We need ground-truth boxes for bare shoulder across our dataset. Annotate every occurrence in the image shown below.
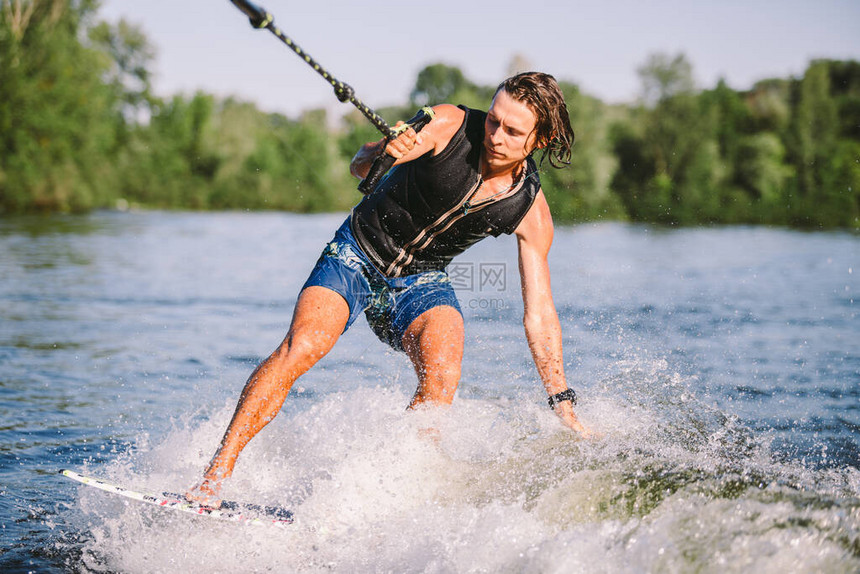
[428,104,466,155]
[515,190,554,253]
[430,103,466,126]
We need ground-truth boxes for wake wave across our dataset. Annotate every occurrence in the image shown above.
[62,360,860,573]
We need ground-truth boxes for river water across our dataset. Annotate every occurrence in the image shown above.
[1,211,858,573]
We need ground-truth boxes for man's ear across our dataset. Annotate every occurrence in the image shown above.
[528,129,547,153]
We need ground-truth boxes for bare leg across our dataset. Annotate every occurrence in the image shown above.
[190,286,349,501]
[402,306,465,408]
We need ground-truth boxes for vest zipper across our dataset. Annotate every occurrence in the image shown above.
[384,174,524,277]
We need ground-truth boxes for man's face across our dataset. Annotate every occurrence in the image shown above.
[483,89,539,169]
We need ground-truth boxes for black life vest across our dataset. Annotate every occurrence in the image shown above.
[351,106,541,278]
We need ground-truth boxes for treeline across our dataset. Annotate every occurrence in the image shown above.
[609,55,860,228]
[1,1,858,228]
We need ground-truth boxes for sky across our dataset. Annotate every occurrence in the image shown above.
[98,0,860,119]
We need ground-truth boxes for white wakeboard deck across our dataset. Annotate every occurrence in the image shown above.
[60,468,294,527]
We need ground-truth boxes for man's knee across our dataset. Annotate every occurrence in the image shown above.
[402,305,464,352]
[403,306,464,397]
[273,329,334,369]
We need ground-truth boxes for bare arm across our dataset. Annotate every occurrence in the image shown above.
[515,191,592,437]
[350,104,465,179]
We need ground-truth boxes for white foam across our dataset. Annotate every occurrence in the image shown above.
[69,364,860,572]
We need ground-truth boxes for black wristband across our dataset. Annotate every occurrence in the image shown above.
[548,388,577,409]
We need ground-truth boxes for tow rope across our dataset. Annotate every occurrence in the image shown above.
[228,0,433,193]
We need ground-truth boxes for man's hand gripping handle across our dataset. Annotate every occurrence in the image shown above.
[358,107,435,195]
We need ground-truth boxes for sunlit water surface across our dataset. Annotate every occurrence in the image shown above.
[1,212,858,572]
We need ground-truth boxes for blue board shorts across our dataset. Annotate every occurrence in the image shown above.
[301,218,462,351]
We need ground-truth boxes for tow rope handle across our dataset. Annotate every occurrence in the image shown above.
[358,107,435,195]
[229,0,271,27]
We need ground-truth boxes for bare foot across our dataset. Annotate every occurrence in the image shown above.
[418,426,442,445]
[185,477,223,508]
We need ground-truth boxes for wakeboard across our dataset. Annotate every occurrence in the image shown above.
[60,468,294,527]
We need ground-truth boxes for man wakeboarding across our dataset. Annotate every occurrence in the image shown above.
[188,71,594,504]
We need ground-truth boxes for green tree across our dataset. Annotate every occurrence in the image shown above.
[89,17,156,147]
[637,52,695,107]
[117,92,220,208]
[410,63,471,106]
[0,0,117,213]
[824,59,860,142]
[609,116,653,221]
[791,62,839,198]
[217,108,354,212]
[822,139,860,228]
[746,78,793,136]
[409,63,493,110]
[734,132,793,222]
[540,83,623,222]
[613,53,724,224]
[700,80,751,174]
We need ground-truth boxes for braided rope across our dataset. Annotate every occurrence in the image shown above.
[263,23,393,137]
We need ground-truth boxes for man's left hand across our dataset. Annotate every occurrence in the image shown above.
[553,400,598,439]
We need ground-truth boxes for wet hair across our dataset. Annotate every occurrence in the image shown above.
[496,72,575,168]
